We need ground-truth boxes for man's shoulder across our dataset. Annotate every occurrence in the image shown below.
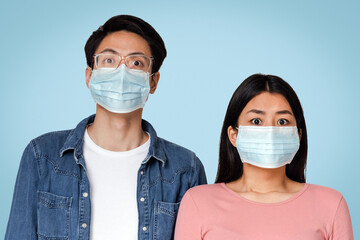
[29,115,92,157]
[156,137,201,167]
[157,137,195,155]
[143,119,201,164]
[157,137,198,159]
[32,129,72,145]
[29,129,74,158]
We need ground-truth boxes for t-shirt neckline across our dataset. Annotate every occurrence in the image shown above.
[220,182,310,206]
[84,129,150,157]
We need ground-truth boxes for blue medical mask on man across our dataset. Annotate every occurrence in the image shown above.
[89,64,151,113]
[236,126,300,168]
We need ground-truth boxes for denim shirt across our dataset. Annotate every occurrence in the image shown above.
[5,115,207,240]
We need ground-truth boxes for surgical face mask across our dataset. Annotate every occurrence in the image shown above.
[89,64,151,113]
[236,126,300,169]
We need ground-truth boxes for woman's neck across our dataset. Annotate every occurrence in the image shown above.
[226,163,304,203]
[87,105,149,152]
[238,164,288,193]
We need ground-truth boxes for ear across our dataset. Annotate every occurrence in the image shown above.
[298,128,302,141]
[149,72,160,94]
[85,67,92,88]
[227,126,238,148]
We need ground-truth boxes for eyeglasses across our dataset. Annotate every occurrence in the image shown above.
[93,53,154,72]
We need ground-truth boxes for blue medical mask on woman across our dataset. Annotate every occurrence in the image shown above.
[89,64,151,113]
[236,126,300,168]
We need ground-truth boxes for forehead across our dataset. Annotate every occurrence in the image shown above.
[243,92,293,113]
[95,30,151,56]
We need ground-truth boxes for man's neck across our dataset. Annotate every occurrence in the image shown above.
[87,106,149,152]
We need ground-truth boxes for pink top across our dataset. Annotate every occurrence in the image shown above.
[175,183,353,240]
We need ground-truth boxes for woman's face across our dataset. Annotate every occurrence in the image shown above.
[228,91,300,147]
[238,91,296,127]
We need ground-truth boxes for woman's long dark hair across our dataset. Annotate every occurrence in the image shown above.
[215,74,308,183]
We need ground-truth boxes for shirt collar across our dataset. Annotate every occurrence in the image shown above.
[141,119,166,166]
[59,114,166,166]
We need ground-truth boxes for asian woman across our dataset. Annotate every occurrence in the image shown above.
[174,74,353,240]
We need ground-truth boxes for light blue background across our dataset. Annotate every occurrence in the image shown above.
[1,0,359,238]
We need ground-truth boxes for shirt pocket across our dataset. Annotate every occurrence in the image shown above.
[153,200,180,240]
[37,191,72,240]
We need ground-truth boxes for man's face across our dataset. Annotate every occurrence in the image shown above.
[86,30,159,94]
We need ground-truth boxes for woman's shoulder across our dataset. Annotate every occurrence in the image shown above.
[185,183,226,200]
[188,183,225,193]
[180,183,230,212]
[305,183,344,203]
[304,184,351,231]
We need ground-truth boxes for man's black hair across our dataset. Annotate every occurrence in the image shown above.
[85,15,166,73]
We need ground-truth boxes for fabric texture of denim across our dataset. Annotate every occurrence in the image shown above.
[5,115,207,240]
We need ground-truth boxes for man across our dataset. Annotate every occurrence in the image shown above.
[5,15,207,240]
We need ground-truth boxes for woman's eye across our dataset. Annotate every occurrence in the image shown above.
[278,119,289,125]
[250,118,262,125]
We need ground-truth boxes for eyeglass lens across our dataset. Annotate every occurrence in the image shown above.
[95,54,151,71]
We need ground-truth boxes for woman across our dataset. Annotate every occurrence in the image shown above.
[174,74,353,239]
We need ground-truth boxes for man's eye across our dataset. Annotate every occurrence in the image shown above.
[105,58,115,64]
[278,119,289,125]
[131,60,143,66]
[251,118,262,125]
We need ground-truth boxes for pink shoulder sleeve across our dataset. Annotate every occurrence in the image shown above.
[175,190,202,240]
[331,196,354,240]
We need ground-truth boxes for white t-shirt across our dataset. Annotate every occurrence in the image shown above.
[83,129,150,240]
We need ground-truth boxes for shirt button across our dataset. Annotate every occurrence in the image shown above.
[140,197,145,202]
[140,171,144,175]
[83,192,88,198]
[82,223,87,228]
[142,226,147,231]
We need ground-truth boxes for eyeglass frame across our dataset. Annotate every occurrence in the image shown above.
[92,53,154,72]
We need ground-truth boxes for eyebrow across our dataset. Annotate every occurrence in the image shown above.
[99,48,119,54]
[276,110,293,115]
[98,49,145,55]
[247,109,265,115]
[246,109,293,115]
